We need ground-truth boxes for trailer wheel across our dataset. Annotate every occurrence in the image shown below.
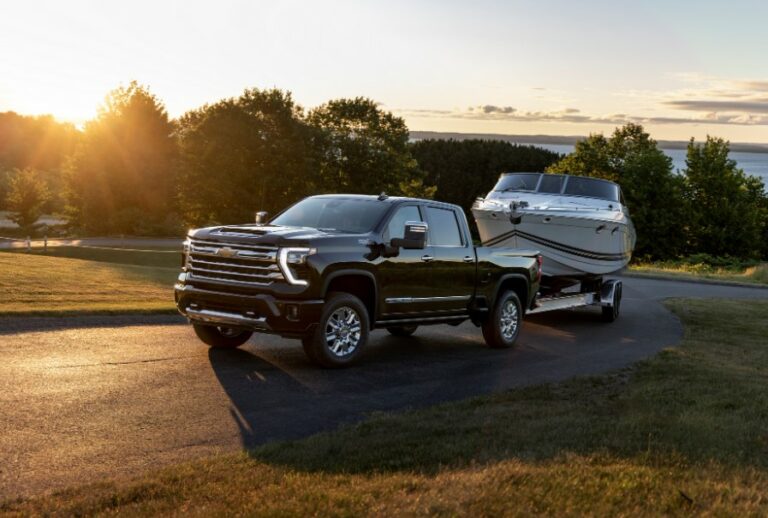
[482,290,522,349]
[193,324,252,348]
[601,283,622,322]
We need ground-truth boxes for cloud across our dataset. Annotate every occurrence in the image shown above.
[472,105,517,114]
[396,75,768,127]
[396,106,768,126]
[665,99,768,114]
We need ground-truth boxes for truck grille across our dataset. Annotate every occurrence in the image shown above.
[187,238,283,286]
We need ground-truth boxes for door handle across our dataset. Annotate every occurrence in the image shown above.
[421,254,434,262]
[463,256,474,263]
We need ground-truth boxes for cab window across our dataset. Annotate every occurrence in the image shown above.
[426,207,463,246]
[384,205,421,240]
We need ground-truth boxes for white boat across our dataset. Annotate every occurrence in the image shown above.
[472,173,636,280]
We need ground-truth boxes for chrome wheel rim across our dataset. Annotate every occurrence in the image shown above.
[325,306,362,357]
[500,300,519,340]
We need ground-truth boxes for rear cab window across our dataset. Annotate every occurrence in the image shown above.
[425,206,464,247]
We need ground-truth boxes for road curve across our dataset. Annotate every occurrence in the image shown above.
[1,277,766,499]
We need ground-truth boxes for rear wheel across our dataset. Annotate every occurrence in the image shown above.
[302,292,370,367]
[482,290,522,349]
[387,325,418,337]
[193,324,252,348]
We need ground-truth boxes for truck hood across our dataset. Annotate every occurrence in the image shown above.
[188,224,368,247]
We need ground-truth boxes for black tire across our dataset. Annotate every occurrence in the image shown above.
[601,283,622,322]
[386,325,418,337]
[482,290,522,349]
[302,292,370,368]
[193,323,252,348]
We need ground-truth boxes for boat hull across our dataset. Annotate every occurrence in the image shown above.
[473,209,635,277]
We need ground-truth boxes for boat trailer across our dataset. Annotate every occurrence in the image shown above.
[528,278,623,322]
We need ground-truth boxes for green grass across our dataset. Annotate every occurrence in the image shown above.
[3,298,768,516]
[0,252,177,315]
[629,261,768,285]
[0,245,180,268]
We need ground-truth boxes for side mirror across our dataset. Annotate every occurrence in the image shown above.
[255,211,269,225]
[391,221,427,250]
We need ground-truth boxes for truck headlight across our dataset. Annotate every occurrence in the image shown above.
[278,247,316,286]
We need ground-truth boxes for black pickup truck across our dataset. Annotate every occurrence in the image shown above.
[175,194,542,367]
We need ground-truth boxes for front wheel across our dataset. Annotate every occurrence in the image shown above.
[482,290,522,349]
[193,324,253,348]
[302,292,370,367]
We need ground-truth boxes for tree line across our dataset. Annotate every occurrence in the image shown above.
[1,82,766,261]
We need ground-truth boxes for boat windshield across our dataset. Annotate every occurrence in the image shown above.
[493,173,541,192]
[490,173,621,202]
[563,176,620,202]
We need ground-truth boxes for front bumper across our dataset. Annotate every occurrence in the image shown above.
[174,281,325,338]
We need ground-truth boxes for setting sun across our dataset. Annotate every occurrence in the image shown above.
[2,0,768,142]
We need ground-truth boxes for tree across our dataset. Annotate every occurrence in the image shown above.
[0,112,79,213]
[411,139,561,227]
[65,81,176,234]
[307,97,424,196]
[683,136,766,258]
[5,168,50,231]
[548,123,688,259]
[176,88,316,225]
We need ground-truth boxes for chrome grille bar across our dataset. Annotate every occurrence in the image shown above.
[188,238,283,286]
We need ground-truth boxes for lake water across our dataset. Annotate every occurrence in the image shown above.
[536,143,768,188]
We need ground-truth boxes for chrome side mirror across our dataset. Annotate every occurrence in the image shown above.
[255,211,269,225]
[391,221,427,250]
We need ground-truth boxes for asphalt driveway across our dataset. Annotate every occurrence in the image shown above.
[1,276,766,499]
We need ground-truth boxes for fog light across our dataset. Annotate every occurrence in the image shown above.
[286,304,299,321]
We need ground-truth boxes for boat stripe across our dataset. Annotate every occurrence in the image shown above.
[482,229,631,262]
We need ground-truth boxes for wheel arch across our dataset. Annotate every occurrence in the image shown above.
[322,270,378,328]
[492,273,530,314]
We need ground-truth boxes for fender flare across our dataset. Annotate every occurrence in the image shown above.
[322,269,379,318]
[490,273,531,311]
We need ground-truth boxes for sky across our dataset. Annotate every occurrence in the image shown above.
[2,0,768,142]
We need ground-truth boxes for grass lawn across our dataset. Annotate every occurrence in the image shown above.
[0,252,178,316]
[3,298,768,516]
[629,261,768,286]
[0,245,180,268]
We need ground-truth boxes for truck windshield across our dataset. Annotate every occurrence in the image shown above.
[271,197,390,233]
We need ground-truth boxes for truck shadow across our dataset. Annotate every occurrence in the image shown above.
[207,329,516,450]
[207,306,643,452]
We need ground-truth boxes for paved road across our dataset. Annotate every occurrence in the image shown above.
[1,277,766,499]
[0,236,182,250]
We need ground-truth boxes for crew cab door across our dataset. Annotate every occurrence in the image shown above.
[423,205,476,313]
[377,204,437,319]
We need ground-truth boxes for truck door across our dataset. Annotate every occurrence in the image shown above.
[377,204,437,319]
[423,206,476,313]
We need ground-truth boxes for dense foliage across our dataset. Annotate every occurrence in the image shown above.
[548,124,689,259]
[1,83,766,262]
[5,168,50,230]
[683,137,767,259]
[308,98,427,197]
[176,89,315,225]
[410,139,561,223]
[547,124,767,260]
[65,81,178,235]
[0,112,77,212]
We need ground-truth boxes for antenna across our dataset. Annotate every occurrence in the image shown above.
[377,192,388,201]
